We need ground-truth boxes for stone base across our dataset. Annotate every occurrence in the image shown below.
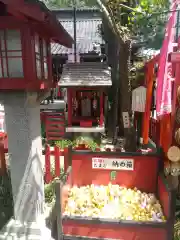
[0,218,54,240]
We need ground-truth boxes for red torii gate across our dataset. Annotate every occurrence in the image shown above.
[142,40,180,155]
[142,54,160,146]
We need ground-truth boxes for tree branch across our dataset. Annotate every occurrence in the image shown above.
[119,3,145,14]
[96,0,125,43]
[96,0,116,34]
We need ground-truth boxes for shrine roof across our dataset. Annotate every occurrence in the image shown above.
[0,0,73,47]
[58,62,112,87]
[51,9,103,55]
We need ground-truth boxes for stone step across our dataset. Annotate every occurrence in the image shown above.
[0,219,55,240]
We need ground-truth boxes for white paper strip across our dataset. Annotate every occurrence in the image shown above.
[92,158,134,171]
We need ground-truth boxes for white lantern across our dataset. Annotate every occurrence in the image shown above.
[0,29,23,78]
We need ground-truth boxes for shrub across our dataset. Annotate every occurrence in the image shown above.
[0,170,14,229]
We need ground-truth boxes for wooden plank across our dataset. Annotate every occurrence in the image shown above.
[46,124,65,127]
[55,180,63,240]
[46,121,65,124]
[46,120,65,124]
[46,128,64,131]
[47,137,64,140]
[46,132,65,137]
[46,130,65,133]
[46,115,65,118]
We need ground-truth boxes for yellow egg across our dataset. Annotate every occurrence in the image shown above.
[65,184,166,222]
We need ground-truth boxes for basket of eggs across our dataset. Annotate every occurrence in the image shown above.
[54,149,175,240]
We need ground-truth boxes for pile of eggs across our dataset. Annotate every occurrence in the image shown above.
[64,184,166,222]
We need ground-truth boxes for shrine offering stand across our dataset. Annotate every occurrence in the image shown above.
[59,62,112,140]
[55,148,176,240]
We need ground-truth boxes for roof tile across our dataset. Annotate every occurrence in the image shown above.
[51,19,103,55]
[59,62,112,87]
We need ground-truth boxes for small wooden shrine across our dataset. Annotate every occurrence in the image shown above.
[59,62,112,134]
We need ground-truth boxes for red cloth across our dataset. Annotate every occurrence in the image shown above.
[156,0,177,117]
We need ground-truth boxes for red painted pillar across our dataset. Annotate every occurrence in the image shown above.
[54,145,60,178]
[64,147,69,172]
[100,91,104,126]
[68,88,72,126]
[142,61,154,144]
[0,142,6,175]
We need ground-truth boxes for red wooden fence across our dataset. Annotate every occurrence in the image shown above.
[44,145,69,184]
[44,144,133,184]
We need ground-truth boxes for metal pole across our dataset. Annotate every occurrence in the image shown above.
[73,0,77,62]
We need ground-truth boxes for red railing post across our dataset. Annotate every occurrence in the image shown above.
[152,118,155,142]
[64,147,68,172]
[149,117,160,146]
[156,120,160,146]
[45,144,52,184]
[0,142,6,175]
[54,145,60,178]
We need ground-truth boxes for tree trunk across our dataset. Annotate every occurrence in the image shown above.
[111,62,118,139]
[119,41,136,152]
[105,30,120,139]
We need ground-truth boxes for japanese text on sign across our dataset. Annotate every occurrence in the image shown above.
[92,158,134,170]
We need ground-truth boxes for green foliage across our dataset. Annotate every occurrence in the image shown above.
[104,0,169,48]
[75,136,99,151]
[45,180,56,204]
[55,136,99,151]
[56,139,73,149]
[176,198,180,219]
[175,219,180,239]
[44,164,64,203]
[0,171,14,230]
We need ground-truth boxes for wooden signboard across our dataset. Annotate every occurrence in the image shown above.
[92,158,134,171]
